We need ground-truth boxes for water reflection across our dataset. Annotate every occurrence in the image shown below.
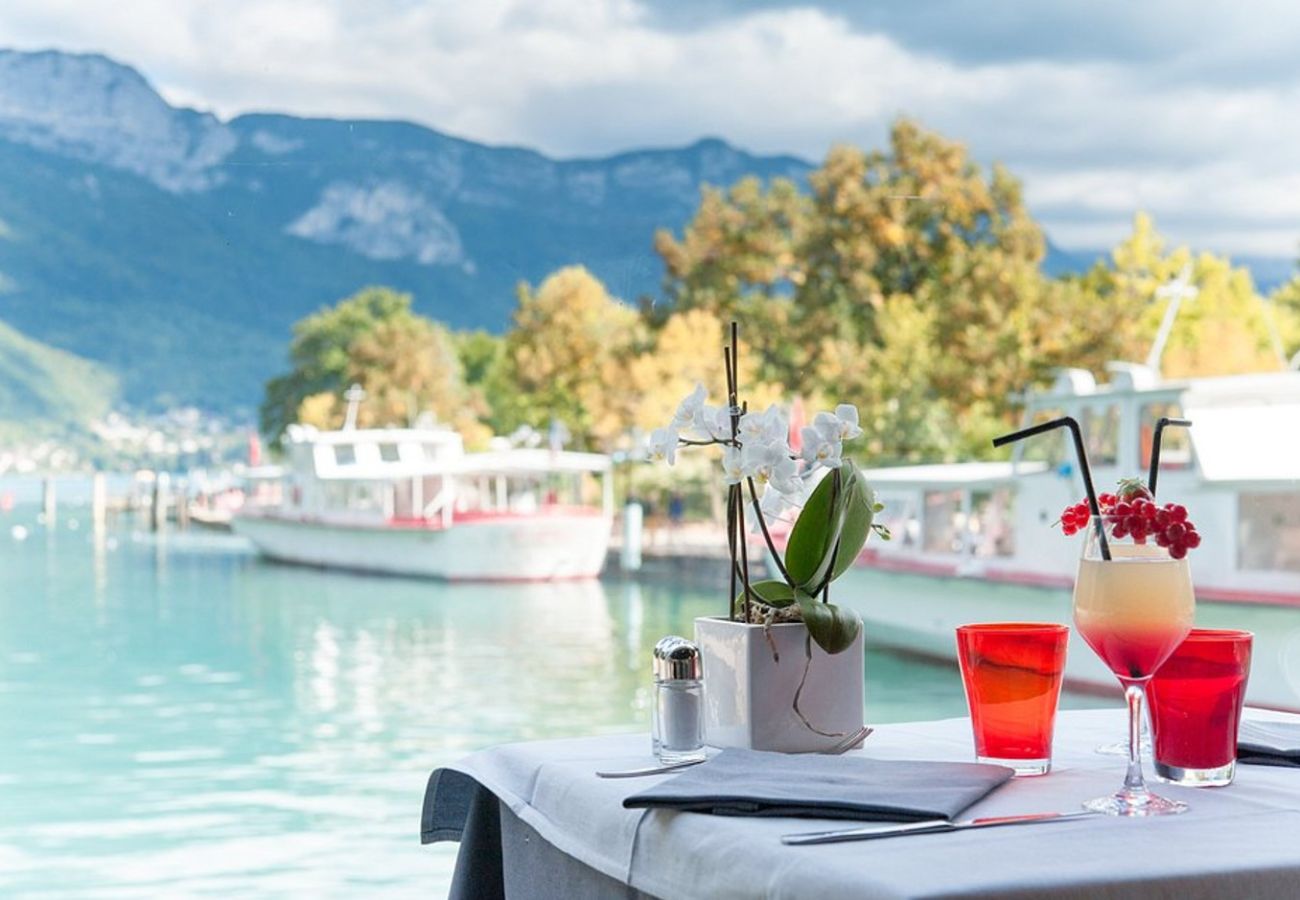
[0,514,977,896]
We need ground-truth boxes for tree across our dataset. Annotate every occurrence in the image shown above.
[259,286,471,443]
[501,266,644,449]
[1086,214,1284,377]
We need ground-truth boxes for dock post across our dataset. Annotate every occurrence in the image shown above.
[175,479,190,530]
[151,473,169,533]
[91,473,107,532]
[621,501,643,572]
[42,478,56,525]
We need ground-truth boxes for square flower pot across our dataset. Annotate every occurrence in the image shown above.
[694,616,865,753]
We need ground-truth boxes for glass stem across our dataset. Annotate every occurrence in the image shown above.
[1123,682,1148,795]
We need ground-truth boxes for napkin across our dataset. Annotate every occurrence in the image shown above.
[1238,721,1300,768]
[623,748,1013,822]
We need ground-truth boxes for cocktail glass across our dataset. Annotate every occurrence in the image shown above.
[956,623,1069,776]
[1148,629,1253,787]
[1073,520,1195,816]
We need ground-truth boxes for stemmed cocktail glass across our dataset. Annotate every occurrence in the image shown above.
[994,414,1197,817]
[1074,519,1194,815]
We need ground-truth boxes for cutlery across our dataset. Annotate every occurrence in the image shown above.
[596,759,708,778]
[781,810,1099,845]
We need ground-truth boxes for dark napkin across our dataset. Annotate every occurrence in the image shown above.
[623,748,1013,822]
[1238,721,1300,768]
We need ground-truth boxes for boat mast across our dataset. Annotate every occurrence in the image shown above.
[1145,266,1197,374]
[342,383,366,431]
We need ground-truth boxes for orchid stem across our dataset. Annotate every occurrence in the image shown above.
[746,477,793,585]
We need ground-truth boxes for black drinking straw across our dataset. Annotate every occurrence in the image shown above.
[1147,417,1192,497]
[993,416,1111,561]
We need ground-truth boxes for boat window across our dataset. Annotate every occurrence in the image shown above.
[1238,492,1300,573]
[1018,408,1066,466]
[1138,402,1191,472]
[334,444,356,466]
[922,490,965,554]
[422,443,444,460]
[378,443,400,463]
[1081,404,1119,467]
[969,490,1015,558]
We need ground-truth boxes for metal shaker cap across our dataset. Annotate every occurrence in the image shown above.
[653,636,702,680]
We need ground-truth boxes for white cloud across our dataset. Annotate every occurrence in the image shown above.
[2,0,1299,255]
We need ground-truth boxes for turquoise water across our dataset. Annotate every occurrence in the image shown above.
[0,507,1096,897]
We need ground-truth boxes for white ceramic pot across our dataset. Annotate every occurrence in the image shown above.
[693,616,865,753]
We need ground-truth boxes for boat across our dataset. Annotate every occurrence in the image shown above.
[232,420,613,581]
[837,362,1300,709]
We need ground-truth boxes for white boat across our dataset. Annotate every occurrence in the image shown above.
[233,422,613,581]
[837,362,1300,708]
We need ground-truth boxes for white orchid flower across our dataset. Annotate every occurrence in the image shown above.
[811,406,863,443]
[738,404,788,447]
[800,425,843,469]
[741,440,802,496]
[759,483,791,521]
[647,426,678,465]
[691,403,732,441]
[672,383,707,430]
[721,445,744,485]
[833,404,863,440]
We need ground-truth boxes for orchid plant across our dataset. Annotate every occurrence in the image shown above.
[646,324,889,662]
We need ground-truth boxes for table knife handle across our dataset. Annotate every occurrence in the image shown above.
[782,819,953,845]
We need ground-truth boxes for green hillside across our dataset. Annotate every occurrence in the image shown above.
[0,316,116,435]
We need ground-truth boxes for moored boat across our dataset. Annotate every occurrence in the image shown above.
[838,362,1300,708]
[233,422,613,581]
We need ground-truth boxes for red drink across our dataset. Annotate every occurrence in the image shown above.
[956,623,1069,776]
[1148,629,1252,786]
[1075,624,1190,683]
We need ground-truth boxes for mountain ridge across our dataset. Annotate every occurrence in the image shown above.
[0,47,810,414]
[0,47,1292,426]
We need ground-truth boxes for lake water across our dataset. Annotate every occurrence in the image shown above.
[0,507,1106,897]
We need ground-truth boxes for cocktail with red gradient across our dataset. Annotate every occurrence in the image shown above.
[994,414,1200,816]
[1148,629,1253,787]
[956,623,1069,776]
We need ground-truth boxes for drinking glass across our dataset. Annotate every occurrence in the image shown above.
[1073,520,1195,816]
[1148,629,1253,787]
[956,623,1069,776]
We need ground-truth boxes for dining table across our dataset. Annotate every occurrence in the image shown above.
[422,707,1300,899]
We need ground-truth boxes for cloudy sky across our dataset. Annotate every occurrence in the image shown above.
[3,0,1300,258]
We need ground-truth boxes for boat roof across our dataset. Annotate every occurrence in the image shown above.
[1025,366,1300,405]
[860,460,1049,488]
[285,424,462,446]
[438,449,611,476]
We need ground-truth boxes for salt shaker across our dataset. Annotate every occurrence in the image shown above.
[651,636,706,764]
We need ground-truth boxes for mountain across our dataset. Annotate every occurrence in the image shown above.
[0,48,811,414]
[2,49,1293,424]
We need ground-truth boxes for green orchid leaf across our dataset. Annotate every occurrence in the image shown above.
[783,467,839,587]
[795,591,862,655]
[737,579,796,609]
[789,462,860,592]
[829,474,877,582]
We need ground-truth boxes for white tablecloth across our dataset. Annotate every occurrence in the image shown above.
[428,708,1300,899]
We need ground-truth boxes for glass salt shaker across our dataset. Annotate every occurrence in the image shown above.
[651,636,706,764]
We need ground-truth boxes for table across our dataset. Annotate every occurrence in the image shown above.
[423,709,1300,899]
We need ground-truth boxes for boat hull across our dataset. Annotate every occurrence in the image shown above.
[232,513,611,581]
[837,564,1300,712]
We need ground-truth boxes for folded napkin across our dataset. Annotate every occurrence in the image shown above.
[1238,721,1300,768]
[623,748,1013,822]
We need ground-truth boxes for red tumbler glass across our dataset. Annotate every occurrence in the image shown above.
[1148,629,1253,787]
[956,623,1069,776]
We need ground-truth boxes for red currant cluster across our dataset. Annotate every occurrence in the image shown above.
[1057,485,1201,559]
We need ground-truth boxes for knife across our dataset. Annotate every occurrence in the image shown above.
[781,810,1098,845]
[595,759,708,779]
